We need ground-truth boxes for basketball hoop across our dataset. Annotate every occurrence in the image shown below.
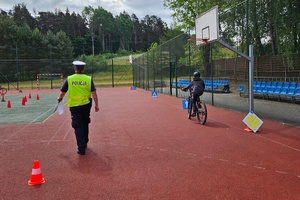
[187,38,209,45]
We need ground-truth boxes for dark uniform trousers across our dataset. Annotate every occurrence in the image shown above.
[70,100,92,152]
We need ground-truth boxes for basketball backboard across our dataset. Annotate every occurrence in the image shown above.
[195,5,219,46]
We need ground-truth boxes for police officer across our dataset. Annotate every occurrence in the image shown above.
[58,61,99,155]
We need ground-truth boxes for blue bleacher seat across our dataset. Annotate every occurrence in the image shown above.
[236,85,244,95]
[253,86,257,92]
[261,81,266,88]
[256,81,261,87]
[262,87,268,94]
[279,88,294,102]
[267,88,275,95]
[282,82,290,89]
[296,83,300,90]
[293,88,300,97]
[274,88,281,95]
[266,82,272,88]
[276,82,283,89]
[271,82,277,89]
[256,87,263,93]
[286,88,295,96]
[236,85,244,92]
[279,88,287,96]
[221,80,227,86]
[289,82,296,90]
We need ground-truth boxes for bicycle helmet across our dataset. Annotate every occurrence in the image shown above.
[193,71,200,78]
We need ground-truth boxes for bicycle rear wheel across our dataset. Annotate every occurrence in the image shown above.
[187,97,192,119]
[197,101,207,125]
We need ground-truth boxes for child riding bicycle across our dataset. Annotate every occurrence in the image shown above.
[181,72,205,116]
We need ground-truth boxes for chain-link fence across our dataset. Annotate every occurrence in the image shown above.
[0,59,74,90]
[132,33,300,126]
[0,46,133,90]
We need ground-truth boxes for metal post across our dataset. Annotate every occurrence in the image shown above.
[112,58,114,87]
[175,60,178,97]
[50,47,53,89]
[210,43,214,106]
[92,24,94,56]
[169,62,173,96]
[249,45,254,112]
[16,44,19,90]
[153,51,156,91]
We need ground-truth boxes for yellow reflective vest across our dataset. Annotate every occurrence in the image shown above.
[67,74,91,107]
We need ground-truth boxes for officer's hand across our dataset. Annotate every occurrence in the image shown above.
[95,106,99,112]
[57,97,63,102]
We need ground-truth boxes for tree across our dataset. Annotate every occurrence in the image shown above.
[12,3,37,29]
[130,13,141,51]
[140,15,168,51]
[115,11,134,51]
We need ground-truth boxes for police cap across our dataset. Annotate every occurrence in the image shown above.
[73,61,86,70]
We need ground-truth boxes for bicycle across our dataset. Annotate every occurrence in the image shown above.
[182,88,207,125]
[0,85,7,95]
[1,85,7,102]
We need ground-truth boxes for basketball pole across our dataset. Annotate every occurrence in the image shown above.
[217,40,254,112]
[249,45,254,112]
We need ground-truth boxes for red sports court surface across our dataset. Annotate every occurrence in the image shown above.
[0,87,300,199]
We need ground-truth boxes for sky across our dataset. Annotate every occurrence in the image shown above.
[0,0,174,27]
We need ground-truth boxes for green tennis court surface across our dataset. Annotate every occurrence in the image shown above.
[0,93,66,124]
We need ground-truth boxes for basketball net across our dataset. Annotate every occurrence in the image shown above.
[187,38,208,45]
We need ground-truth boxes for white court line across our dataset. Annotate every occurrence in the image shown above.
[275,170,288,175]
[255,134,300,152]
[90,142,299,178]
[203,156,212,159]
[2,106,59,144]
[236,162,247,166]
[208,117,300,152]
[254,166,266,170]
[159,148,167,152]
[46,116,70,147]
[219,159,229,162]
[43,103,67,123]
[31,107,55,123]
[173,150,182,154]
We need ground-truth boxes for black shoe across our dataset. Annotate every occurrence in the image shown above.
[77,150,85,155]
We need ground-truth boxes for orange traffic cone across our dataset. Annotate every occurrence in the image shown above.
[28,93,31,99]
[24,95,27,102]
[36,94,40,100]
[28,160,45,186]
[7,100,11,108]
[244,127,252,132]
[21,97,26,106]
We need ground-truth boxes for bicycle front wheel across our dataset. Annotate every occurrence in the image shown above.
[1,87,7,95]
[197,101,207,125]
